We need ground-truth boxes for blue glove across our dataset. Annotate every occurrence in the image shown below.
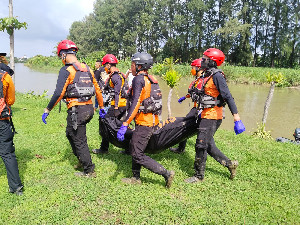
[178,96,186,103]
[99,109,107,119]
[117,125,128,141]
[234,120,245,135]
[42,113,49,124]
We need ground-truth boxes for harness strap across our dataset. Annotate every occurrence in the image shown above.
[71,106,78,130]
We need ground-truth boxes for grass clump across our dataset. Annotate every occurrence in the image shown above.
[0,93,299,224]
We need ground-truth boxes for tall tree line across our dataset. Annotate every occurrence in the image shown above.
[68,0,299,68]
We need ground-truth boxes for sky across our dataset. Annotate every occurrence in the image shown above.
[0,0,96,58]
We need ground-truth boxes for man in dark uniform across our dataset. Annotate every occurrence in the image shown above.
[117,52,175,188]
[92,54,129,154]
[0,68,23,195]
[184,48,245,183]
[42,40,105,177]
[170,58,204,154]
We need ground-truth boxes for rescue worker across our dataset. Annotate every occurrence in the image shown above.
[182,48,245,183]
[0,68,23,195]
[0,53,14,76]
[92,54,129,154]
[94,59,106,110]
[170,58,204,154]
[117,52,175,188]
[42,40,105,177]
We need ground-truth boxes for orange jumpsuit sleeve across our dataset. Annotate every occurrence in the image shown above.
[3,74,15,106]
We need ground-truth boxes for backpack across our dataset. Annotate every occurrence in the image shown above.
[104,72,130,105]
[0,70,12,118]
[65,63,95,102]
[139,74,162,115]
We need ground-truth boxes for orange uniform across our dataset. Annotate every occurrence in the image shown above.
[46,62,103,110]
[124,74,159,127]
[0,71,15,120]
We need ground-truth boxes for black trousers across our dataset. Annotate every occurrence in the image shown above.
[0,120,22,192]
[66,104,95,173]
[194,118,230,178]
[100,106,127,151]
[130,125,167,176]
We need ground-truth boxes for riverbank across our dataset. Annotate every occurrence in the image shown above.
[25,55,300,87]
[0,93,299,224]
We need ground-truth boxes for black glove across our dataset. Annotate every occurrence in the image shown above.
[114,108,121,117]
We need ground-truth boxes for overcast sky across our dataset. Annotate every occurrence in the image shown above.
[0,0,96,58]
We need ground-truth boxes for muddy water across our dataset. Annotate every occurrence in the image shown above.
[158,77,300,140]
[14,63,300,139]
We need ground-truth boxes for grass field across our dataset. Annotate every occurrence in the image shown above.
[0,93,299,224]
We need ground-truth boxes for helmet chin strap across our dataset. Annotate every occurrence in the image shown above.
[61,53,67,65]
[135,64,144,74]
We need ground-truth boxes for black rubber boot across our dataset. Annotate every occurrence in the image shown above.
[163,170,175,188]
[92,139,109,154]
[9,186,24,196]
[185,158,205,183]
[228,160,239,180]
[169,140,187,154]
[121,170,142,185]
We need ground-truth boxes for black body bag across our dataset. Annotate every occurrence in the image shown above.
[99,108,199,154]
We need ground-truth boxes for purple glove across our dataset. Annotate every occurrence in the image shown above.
[178,96,186,103]
[117,125,128,141]
[234,120,245,135]
[42,113,49,124]
[99,109,106,119]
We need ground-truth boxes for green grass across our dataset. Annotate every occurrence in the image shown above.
[1,93,299,224]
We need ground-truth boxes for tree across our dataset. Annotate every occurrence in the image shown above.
[0,0,27,82]
[161,57,182,118]
[252,71,285,139]
[262,72,285,125]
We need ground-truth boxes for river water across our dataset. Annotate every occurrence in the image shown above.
[14,63,300,140]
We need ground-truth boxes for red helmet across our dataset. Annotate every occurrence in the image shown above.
[102,54,118,65]
[191,58,202,67]
[203,48,225,66]
[57,40,78,56]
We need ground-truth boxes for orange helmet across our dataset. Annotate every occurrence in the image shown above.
[57,40,78,56]
[203,48,225,66]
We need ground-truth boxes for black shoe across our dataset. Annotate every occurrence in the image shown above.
[169,147,185,154]
[165,170,175,188]
[92,148,108,154]
[9,186,24,196]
